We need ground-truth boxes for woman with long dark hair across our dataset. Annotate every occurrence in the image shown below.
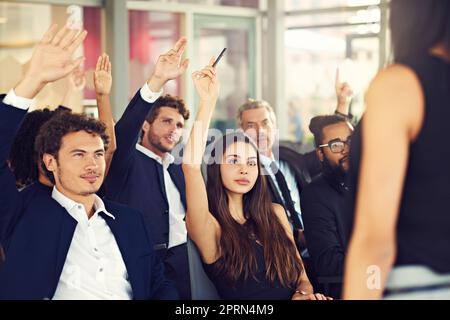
[344,0,450,299]
[183,59,328,300]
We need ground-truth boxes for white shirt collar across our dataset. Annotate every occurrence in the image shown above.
[51,186,115,220]
[260,153,276,167]
[136,143,174,169]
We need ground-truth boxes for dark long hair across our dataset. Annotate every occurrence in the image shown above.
[206,132,303,288]
[8,106,70,188]
[390,0,450,62]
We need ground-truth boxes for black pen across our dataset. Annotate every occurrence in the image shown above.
[212,48,227,67]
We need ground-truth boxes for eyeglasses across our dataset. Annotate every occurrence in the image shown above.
[319,137,351,153]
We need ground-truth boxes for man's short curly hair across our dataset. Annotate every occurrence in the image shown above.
[34,112,109,184]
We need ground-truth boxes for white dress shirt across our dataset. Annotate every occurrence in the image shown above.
[3,89,34,110]
[140,81,163,104]
[136,144,187,249]
[51,187,132,300]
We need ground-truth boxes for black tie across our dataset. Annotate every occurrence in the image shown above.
[270,161,304,230]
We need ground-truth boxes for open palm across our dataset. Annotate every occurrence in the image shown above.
[94,54,112,95]
[26,25,87,84]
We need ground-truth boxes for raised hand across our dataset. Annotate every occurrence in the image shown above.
[94,53,112,96]
[335,68,353,114]
[15,24,87,98]
[147,37,189,92]
[192,57,220,103]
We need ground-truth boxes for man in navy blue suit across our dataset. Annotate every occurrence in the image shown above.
[104,38,192,299]
[0,25,177,300]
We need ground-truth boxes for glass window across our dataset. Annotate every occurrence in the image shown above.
[0,2,104,113]
[285,24,379,144]
[137,0,260,9]
[286,7,380,28]
[128,10,183,98]
[285,0,380,11]
[193,14,256,131]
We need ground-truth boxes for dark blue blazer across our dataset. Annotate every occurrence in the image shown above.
[0,98,178,300]
[103,91,186,252]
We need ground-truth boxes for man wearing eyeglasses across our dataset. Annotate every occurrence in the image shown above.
[300,114,354,299]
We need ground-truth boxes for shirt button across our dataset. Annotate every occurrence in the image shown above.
[99,268,103,272]
[94,248,98,252]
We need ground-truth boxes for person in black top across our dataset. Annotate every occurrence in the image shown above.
[344,0,450,299]
[182,58,331,300]
[301,115,354,299]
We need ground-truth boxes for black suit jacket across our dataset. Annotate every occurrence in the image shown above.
[300,173,353,278]
[104,91,187,253]
[277,145,321,191]
[265,145,321,225]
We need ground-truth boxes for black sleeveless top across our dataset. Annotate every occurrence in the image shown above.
[349,53,450,273]
[203,238,296,300]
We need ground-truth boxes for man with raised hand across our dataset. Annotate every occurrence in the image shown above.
[0,25,177,300]
[104,38,192,299]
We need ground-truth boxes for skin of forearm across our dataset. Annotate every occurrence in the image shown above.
[14,76,45,99]
[335,101,350,115]
[183,99,216,167]
[147,75,166,93]
[96,94,116,148]
[96,93,116,175]
[343,236,396,299]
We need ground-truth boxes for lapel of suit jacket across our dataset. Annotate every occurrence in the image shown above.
[264,170,284,206]
[101,210,145,299]
[154,161,169,207]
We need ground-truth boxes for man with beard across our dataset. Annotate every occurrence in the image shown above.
[103,37,191,299]
[300,115,354,299]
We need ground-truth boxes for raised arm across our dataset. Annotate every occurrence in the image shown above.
[182,58,221,263]
[93,53,116,176]
[343,65,424,299]
[1,25,87,243]
[105,38,189,197]
[334,68,353,117]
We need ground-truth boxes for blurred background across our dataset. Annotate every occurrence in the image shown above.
[0,0,390,151]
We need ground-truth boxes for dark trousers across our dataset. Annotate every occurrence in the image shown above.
[164,243,191,300]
